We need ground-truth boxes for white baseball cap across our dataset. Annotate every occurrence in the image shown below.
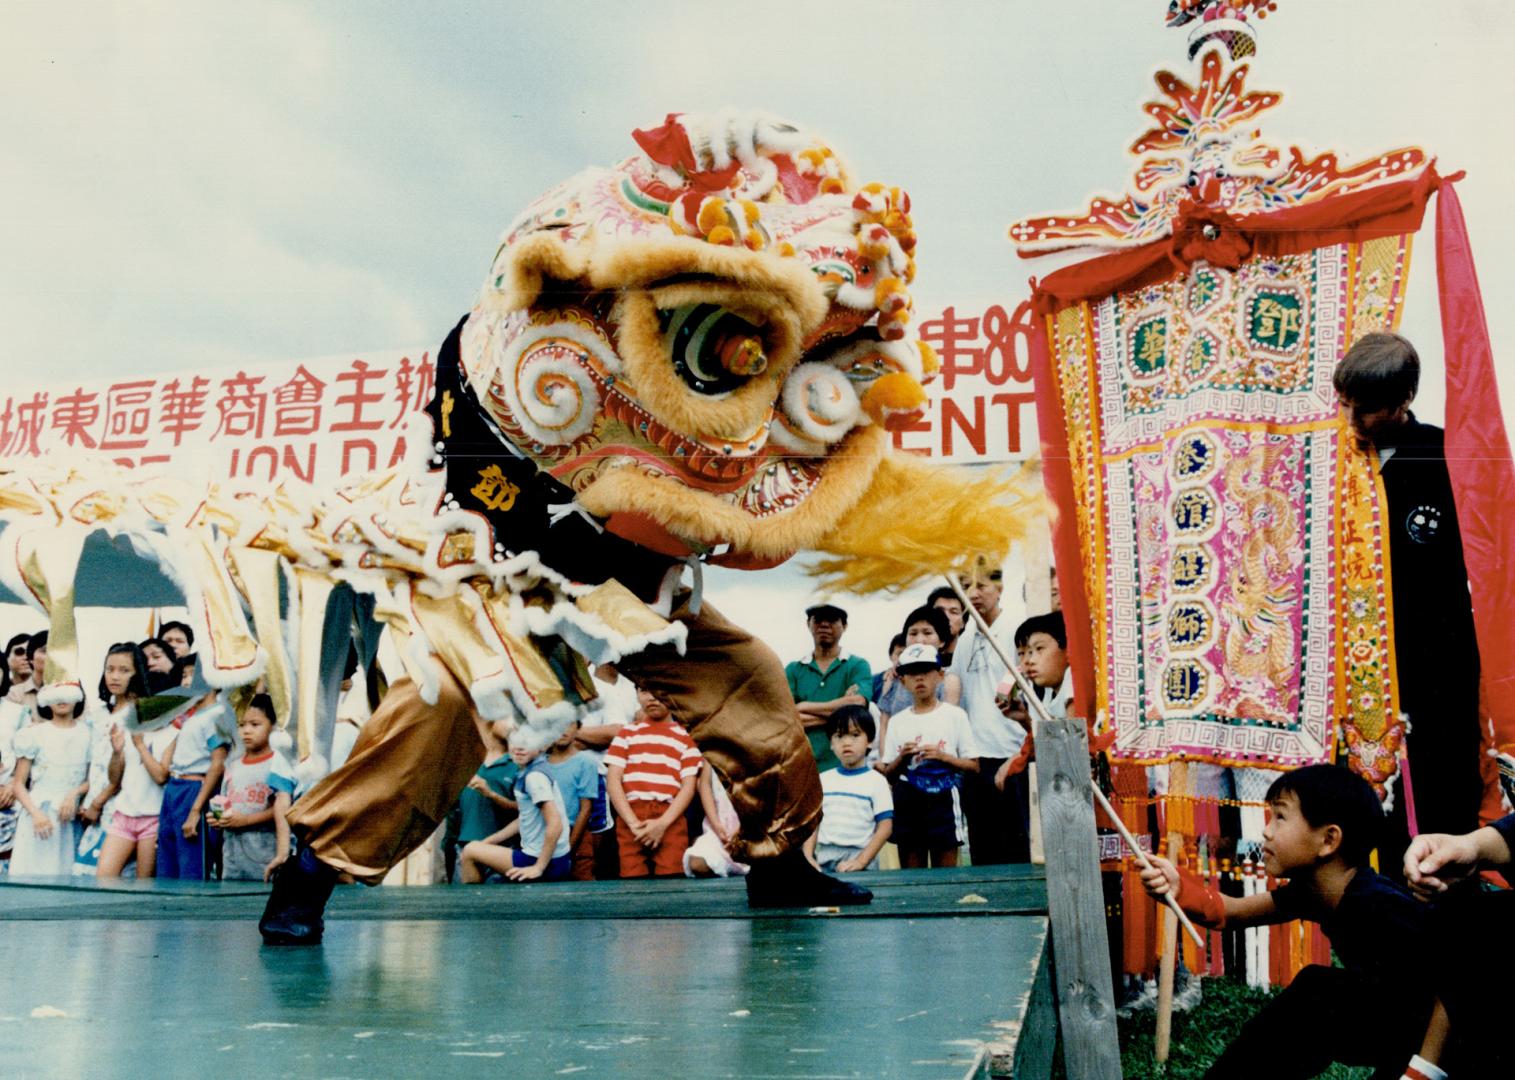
[896,643,941,671]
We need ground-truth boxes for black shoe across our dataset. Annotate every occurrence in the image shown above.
[745,848,873,909]
[259,845,339,946]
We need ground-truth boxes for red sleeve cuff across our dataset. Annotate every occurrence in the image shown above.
[1176,866,1226,929]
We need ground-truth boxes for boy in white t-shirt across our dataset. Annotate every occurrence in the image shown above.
[212,694,296,881]
[805,705,893,873]
[880,644,979,869]
[459,730,572,883]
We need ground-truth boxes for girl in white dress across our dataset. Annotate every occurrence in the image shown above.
[10,695,92,877]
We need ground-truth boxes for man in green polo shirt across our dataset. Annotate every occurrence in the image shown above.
[785,603,873,771]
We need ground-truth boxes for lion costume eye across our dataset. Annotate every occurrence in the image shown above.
[660,304,769,396]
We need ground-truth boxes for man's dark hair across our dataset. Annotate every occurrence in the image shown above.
[1265,764,1384,866]
[26,630,48,662]
[887,632,907,656]
[1014,611,1067,650]
[159,620,195,653]
[1333,332,1420,412]
[826,704,875,742]
[926,586,962,611]
[246,691,279,725]
[901,605,952,644]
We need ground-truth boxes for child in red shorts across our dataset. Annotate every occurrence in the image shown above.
[605,688,699,877]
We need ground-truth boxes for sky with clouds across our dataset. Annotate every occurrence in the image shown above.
[4,0,1514,667]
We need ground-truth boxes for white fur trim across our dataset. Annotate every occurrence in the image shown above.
[392,581,444,706]
[507,591,687,668]
[37,682,84,709]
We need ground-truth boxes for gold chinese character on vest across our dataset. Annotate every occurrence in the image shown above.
[471,464,520,512]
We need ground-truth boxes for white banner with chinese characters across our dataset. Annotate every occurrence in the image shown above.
[0,349,438,486]
[0,302,1038,483]
[906,299,1040,463]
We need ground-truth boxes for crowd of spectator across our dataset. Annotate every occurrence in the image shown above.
[0,563,1064,888]
[0,623,295,884]
[784,564,1068,875]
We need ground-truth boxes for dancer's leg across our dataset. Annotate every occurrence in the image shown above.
[615,596,819,863]
[262,666,484,944]
[616,596,869,906]
[287,668,486,883]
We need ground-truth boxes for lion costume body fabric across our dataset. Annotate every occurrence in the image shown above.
[0,111,1027,881]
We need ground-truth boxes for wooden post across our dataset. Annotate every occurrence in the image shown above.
[1154,763,1188,1063]
[1153,831,1182,1062]
[1035,715,1122,1080]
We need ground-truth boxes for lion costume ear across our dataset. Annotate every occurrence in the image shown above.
[808,454,1041,594]
[478,232,594,316]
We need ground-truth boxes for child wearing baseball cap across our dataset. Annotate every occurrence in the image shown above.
[879,643,979,869]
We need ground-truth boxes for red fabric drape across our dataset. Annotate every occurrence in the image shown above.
[1027,306,1097,723]
[1031,167,1444,315]
[1435,180,1515,821]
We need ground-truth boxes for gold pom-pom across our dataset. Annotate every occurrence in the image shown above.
[697,199,728,235]
[860,372,927,427]
[917,341,941,376]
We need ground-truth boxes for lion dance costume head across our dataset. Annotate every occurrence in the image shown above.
[454,109,953,570]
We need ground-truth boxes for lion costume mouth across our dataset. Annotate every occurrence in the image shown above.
[455,110,939,564]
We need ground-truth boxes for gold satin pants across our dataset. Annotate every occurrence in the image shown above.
[289,596,820,882]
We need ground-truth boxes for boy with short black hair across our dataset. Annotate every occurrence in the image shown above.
[880,643,977,869]
[804,705,892,872]
[1014,612,1070,714]
[993,612,1073,793]
[213,694,296,882]
[1141,764,1435,1078]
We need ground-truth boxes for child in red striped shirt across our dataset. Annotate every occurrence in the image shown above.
[605,688,700,877]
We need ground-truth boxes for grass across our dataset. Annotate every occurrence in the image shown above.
[1051,976,1374,1079]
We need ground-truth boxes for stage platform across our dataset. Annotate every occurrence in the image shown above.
[0,866,1054,1079]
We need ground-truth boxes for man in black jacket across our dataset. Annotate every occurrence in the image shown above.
[1334,332,1483,872]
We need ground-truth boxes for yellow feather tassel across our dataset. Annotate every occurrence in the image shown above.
[807,453,1041,594]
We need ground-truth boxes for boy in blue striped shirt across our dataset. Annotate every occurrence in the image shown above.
[805,705,893,872]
